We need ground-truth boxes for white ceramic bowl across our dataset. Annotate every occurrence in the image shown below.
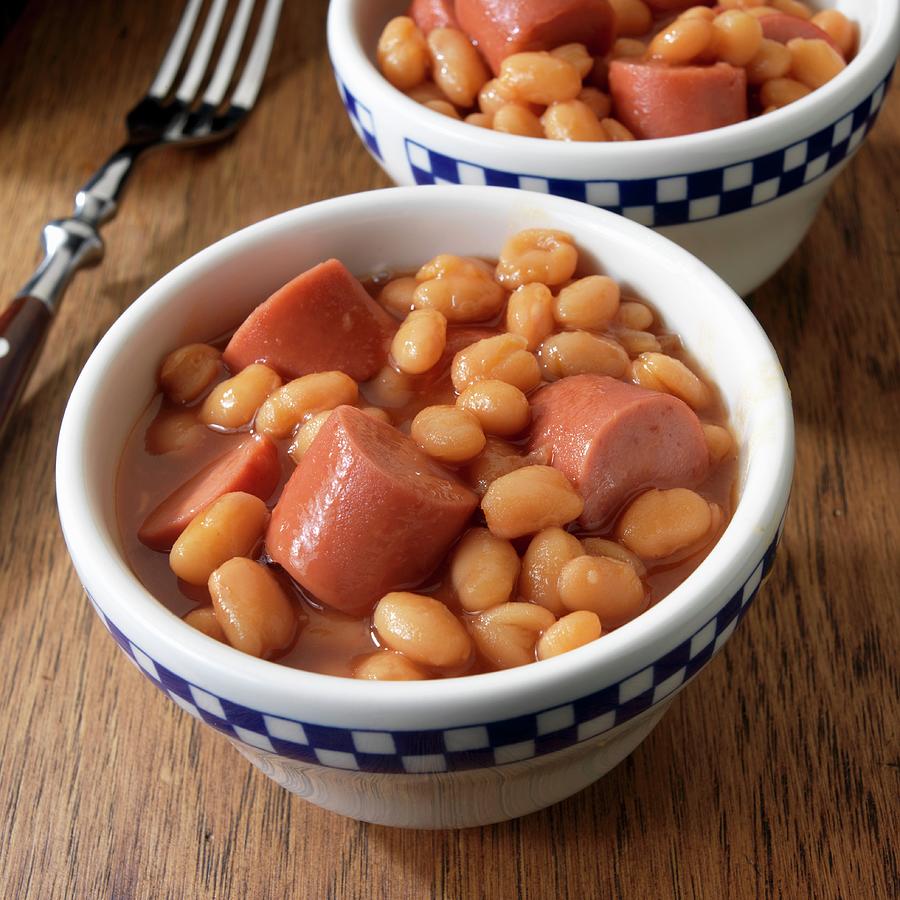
[327,0,899,296]
[57,186,793,829]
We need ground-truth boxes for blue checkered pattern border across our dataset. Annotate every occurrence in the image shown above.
[401,71,893,228]
[336,78,382,160]
[92,520,782,774]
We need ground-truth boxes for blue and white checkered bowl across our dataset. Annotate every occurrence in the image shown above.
[328,0,898,297]
[57,187,794,828]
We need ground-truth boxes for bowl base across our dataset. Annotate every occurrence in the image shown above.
[653,167,841,297]
[230,701,671,829]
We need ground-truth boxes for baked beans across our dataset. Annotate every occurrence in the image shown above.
[772,0,813,19]
[616,301,654,331]
[616,488,715,559]
[549,43,594,79]
[391,308,447,375]
[209,558,297,659]
[468,602,556,669]
[375,2,857,142]
[456,379,530,437]
[407,81,447,104]
[122,234,738,679]
[493,103,543,137]
[611,37,647,59]
[601,118,635,142]
[610,0,653,37]
[464,438,548,496]
[414,254,506,323]
[745,38,792,85]
[506,283,555,350]
[145,408,203,455]
[499,52,582,106]
[541,99,607,141]
[450,527,521,612]
[378,276,418,318]
[482,465,584,539]
[580,536,646,577]
[425,99,461,119]
[353,650,428,681]
[361,364,414,409]
[465,112,493,128]
[183,606,226,642]
[577,87,612,120]
[554,275,620,331]
[787,37,845,90]
[615,328,661,357]
[759,76,811,108]
[170,492,269,585]
[199,363,281,430]
[557,555,646,626]
[495,229,578,289]
[411,404,486,463]
[631,352,711,410]
[539,331,629,381]
[648,19,714,65]
[288,410,333,463]
[478,77,516,115]
[679,6,716,22]
[373,592,473,670]
[451,332,542,393]
[256,371,358,439]
[711,10,763,67]
[536,610,602,659]
[377,16,429,91]
[159,343,221,405]
[703,424,736,464]
[427,27,489,108]
[519,527,584,615]
[810,10,856,58]
[361,406,392,424]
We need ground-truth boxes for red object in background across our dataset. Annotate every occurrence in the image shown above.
[609,60,748,139]
[454,0,616,74]
[529,375,709,530]
[223,259,395,383]
[267,406,478,615]
[758,13,841,55]
[139,435,281,551]
[407,0,459,32]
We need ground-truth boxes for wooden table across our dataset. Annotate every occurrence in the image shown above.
[1,2,897,897]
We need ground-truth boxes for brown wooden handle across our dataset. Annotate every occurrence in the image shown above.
[0,295,52,443]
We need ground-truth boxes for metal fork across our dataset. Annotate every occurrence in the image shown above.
[0,0,282,440]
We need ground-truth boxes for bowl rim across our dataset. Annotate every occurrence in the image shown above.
[56,186,794,726]
[327,0,899,165]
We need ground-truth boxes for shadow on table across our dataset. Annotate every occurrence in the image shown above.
[360,707,721,893]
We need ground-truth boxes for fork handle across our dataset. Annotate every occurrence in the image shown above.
[0,218,104,443]
[0,140,147,442]
[0,295,54,440]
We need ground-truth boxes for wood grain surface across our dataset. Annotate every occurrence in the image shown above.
[0,2,897,897]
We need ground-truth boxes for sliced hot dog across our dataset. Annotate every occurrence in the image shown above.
[138,434,281,551]
[223,259,395,383]
[609,60,747,139]
[647,0,711,9]
[529,374,709,530]
[455,0,616,75]
[757,13,840,54]
[407,0,458,32]
[267,405,478,615]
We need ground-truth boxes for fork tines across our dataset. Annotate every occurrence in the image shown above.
[149,0,282,116]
